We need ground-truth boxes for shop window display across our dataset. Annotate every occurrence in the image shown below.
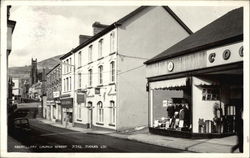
[153,97,191,132]
[202,88,219,101]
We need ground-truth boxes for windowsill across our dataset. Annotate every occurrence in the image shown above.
[108,123,115,127]
[97,84,103,87]
[63,91,71,93]
[108,82,115,85]
[87,86,93,89]
[97,57,104,61]
[88,61,93,64]
[77,66,83,69]
[77,119,82,122]
[109,51,116,56]
[96,122,104,125]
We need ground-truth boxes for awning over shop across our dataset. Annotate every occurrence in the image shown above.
[150,77,188,90]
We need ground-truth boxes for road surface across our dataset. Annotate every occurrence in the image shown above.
[8,103,191,153]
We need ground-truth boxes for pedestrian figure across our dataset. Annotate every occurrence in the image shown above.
[231,107,243,153]
[65,114,69,128]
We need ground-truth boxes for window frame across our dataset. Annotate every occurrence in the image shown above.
[98,65,103,85]
[98,39,103,59]
[110,101,115,124]
[110,61,115,82]
[78,72,81,89]
[88,69,92,87]
[78,51,82,67]
[88,45,93,62]
[97,101,104,123]
[110,31,115,53]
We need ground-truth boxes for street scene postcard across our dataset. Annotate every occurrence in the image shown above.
[0,0,249,158]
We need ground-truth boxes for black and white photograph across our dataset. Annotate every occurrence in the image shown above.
[1,0,249,157]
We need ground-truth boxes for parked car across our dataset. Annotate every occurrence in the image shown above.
[13,117,31,133]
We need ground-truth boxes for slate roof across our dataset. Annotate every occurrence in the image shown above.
[144,7,243,65]
[60,6,192,60]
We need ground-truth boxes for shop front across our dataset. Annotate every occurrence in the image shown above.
[146,48,243,138]
[149,77,192,134]
[46,100,54,120]
[61,97,73,128]
[145,7,243,138]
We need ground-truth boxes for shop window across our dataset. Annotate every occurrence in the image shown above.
[202,88,219,100]
[97,101,104,123]
[152,89,191,132]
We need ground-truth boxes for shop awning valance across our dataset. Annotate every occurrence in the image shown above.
[150,77,188,90]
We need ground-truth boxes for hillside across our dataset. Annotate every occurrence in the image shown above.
[8,54,62,79]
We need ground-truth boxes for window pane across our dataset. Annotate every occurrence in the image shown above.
[88,45,92,62]
[98,39,103,58]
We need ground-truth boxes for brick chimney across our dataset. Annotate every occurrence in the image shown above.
[79,35,92,45]
[92,21,109,35]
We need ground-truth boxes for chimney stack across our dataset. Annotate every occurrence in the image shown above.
[79,35,92,45]
[92,21,109,35]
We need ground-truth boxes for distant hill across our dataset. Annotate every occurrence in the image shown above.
[8,54,62,79]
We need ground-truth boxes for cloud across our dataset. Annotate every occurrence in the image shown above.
[9,6,137,67]
[9,6,91,67]
[8,5,238,67]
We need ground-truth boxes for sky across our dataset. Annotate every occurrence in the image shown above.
[8,5,239,67]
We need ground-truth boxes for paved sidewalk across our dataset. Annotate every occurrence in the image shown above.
[36,118,240,153]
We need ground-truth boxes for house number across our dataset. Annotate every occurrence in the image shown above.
[168,61,174,72]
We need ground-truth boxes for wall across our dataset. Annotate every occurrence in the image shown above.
[7,26,13,51]
[146,42,243,78]
[192,76,220,133]
[117,6,190,130]
[73,28,118,129]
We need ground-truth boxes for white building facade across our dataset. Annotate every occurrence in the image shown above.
[61,55,75,127]
[60,6,192,130]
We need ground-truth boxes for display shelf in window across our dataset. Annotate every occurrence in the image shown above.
[202,88,220,101]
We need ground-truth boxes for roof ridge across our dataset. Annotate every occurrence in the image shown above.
[60,6,192,60]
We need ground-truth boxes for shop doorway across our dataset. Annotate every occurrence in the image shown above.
[62,108,73,128]
[87,102,93,128]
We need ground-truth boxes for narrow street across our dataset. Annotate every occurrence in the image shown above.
[8,103,190,153]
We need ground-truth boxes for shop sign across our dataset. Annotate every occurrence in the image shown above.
[207,42,243,67]
[61,98,73,108]
[163,99,172,107]
[95,88,100,94]
[163,100,168,107]
[53,91,60,98]
[77,93,86,104]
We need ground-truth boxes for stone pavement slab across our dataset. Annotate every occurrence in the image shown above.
[127,133,239,153]
[35,118,240,153]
